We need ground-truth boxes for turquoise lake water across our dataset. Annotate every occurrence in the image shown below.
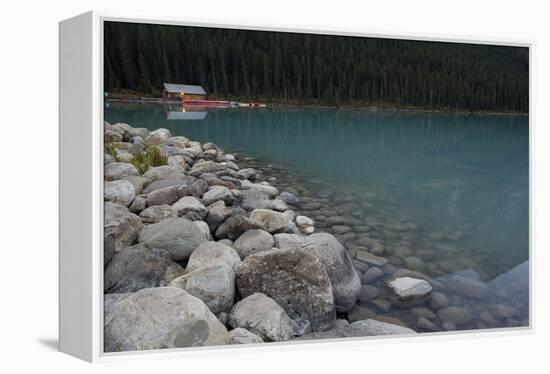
[105,103,529,309]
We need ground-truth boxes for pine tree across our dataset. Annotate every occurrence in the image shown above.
[137,52,150,91]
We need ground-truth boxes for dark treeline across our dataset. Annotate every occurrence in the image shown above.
[104,22,529,112]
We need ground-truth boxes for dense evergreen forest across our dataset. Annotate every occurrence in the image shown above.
[104,22,529,112]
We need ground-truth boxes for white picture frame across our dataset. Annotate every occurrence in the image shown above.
[59,10,533,363]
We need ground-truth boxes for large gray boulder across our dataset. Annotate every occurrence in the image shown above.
[237,168,257,180]
[104,234,116,266]
[167,155,187,170]
[202,185,235,206]
[105,129,123,143]
[233,229,275,259]
[186,241,241,273]
[187,179,209,198]
[236,248,335,331]
[109,123,133,140]
[123,175,148,195]
[105,162,139,181]
[104,292,133,313]
[267,198,288,212]
[302,233,361,312]
[104,287,229,352]
[188,160,226,177]
[249,209,294,234]
[163,147,187,158]
[239,189,284,211]
[193,220,212,241]
[185,142,203,157]
[104,179,135,207]
[146,185,188,207]
[104,202,143,251]
[142,177,191,194]
[229,328,264,345]
[141,165,176,183]
[172,196,207,220]
[228,293,298,342]
[138,217,206,261]
[239,189,270,210]
[115,150,133,163]
[205,200,232,231]
[241,180,278,197]
[104,244,184,293]
[138,205,176,224]
[206,144,225,157]
[170,264,236,314]
[144,128,172,145]
[215,215,262,240]
[273,233,305,250]
[104,153,116,165]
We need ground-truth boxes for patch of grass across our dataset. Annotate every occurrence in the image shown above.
[131,145,168,174]
[104,143,118,159]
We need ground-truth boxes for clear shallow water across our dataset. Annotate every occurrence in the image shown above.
[105,103,529,327]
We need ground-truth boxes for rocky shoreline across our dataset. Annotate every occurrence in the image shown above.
[103,122,528,352]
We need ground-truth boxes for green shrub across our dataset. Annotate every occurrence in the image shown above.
[104,143,118,159]
[147,145,169,167]
[131,145,168,174]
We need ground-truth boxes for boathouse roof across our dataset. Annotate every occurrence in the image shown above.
[163,83,206,95]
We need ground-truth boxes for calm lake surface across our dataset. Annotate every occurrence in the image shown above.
[105,103,529,323]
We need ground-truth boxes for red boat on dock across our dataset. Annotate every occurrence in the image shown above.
[183,99,266,108]
[183,99,233,107]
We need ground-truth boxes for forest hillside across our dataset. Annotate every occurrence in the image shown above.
[104,22,529,112]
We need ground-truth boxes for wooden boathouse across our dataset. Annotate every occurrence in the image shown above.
[162,83,207,101]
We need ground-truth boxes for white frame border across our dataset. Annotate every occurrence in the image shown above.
[59,10,534,363]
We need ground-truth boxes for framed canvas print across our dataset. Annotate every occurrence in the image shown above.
[59,11,531,362]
